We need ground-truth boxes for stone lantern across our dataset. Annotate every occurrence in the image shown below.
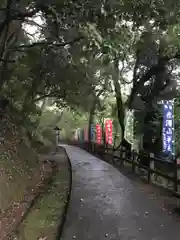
[54,126,60,146]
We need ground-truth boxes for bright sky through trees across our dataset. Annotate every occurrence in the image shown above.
[23,13,45,42]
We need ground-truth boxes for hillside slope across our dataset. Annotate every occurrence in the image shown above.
[0,114,40,213]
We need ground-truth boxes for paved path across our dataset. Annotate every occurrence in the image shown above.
[60,145,180,240]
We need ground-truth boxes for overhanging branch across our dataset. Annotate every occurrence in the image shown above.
[34,92,61,102]
[0,58,15,63]
[10,36,84,51]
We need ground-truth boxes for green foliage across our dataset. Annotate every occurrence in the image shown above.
[0,0,180,148]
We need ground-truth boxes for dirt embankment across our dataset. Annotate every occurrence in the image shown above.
[0,115,41,212]
[0,115,71,240]
[0,114,51,239]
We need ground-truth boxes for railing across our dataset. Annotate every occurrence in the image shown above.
[67,140,180,196]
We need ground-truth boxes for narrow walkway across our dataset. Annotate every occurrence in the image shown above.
[60,145,180,240]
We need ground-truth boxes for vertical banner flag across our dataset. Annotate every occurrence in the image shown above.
[96,124,102,144]
[74,129,78,140]
[105,119,113,145]
[162,100,175,156]
[84,126,88,141]
[91,124,95,141]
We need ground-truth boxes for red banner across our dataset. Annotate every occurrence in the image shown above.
[105,120,113,145]
[96,124,102,144]
[84,126,88,141]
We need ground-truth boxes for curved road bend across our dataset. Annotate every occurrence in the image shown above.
[60,145,180,240]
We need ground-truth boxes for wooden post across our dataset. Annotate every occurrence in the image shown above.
[121,147,125,165]
[119,147,122,160]
[94,143,96,154]
[103,144,105,158]
[56,133,59,146]
[54,126,60,147]
[111,148,114,163]
[132,150,135,173]
[174,157,178,192]
[149,153,155,183]
[92,142,94,153]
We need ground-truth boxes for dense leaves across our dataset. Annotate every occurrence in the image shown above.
[0,0,180,148]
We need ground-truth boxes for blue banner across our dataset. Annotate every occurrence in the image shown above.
[162,101,174,154]
[91,124,95,141]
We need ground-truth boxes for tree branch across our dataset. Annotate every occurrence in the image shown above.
[24,19,45,29]
[14,9,38,20]
[34,90,66,102]
[0,58,15,63]
[10,36,84,51]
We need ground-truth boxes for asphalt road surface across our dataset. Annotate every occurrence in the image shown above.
[60,145,180,240]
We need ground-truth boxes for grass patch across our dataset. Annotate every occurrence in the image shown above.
[14,151,70,240]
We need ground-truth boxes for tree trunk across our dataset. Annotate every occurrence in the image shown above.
[22,76,42,115]
[34,98,48,133]
[113,60,125,143]
[40,98,47,113]
[88,89,104,143]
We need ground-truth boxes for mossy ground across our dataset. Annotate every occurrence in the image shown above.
[13,148,70,240]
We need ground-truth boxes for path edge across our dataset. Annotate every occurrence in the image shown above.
[56,146,72,240]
